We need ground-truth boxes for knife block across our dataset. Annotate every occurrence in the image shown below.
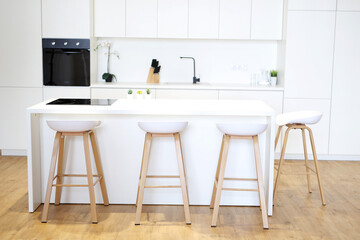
[146,68,160,83]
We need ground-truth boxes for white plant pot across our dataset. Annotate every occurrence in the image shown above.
[135,93,144,100]
[145,94,152,100]
[127,94,134,100]
[270,77,277,86]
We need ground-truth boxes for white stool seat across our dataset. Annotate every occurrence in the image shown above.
[138,122,188,134]
[276,111,322,126]
[216,123,267,136]
[47,120,101,132]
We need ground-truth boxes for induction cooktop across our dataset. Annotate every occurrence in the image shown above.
[47,98,117,106]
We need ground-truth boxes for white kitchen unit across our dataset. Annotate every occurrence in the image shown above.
[156,89,218,100]
[91,88,156,99]
[251,0,283,40]
[41,0,90,38]
[27,99,276,215]
[282,99,331,156]
[158,0,188,39]
[94,0,125,37]
[43,87,90,101]
[284,11,336,99]
[337,0,360,11]
[126,0,157,38]
[0,0,42,87]
[329,12,360,155]
[287,0,336,10]
[189,0,219,39]
[219,0,251,39]
[0,88,43,154]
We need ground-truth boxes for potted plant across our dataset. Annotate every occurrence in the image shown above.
[127,89,134,99]
[136,90,143,99]
[145,88,152,99]
[270,70,278,86]
[94,40,120,83]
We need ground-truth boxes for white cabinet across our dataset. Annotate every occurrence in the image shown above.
[337,0,360,11]
[288,0,336,10]
[43,87,90,101]
[284,11,335,99]
[0,88,43,150]
[42,0,90,38]
[91,88,133,99]
[126,0,157,38]
[189,0,219,39]
[282,99,331,155]
[94,0,125,37]
[156,89,218,99]
[218,90,283,114]
[251,0,283,40]
[329,12,360,155]
[158,0,188,38]
[0,0,42,87]
[219,0,251,39]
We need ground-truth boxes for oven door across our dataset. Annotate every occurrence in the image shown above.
[43,48,90,86]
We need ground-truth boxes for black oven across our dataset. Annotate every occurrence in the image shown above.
[42,38,90,86]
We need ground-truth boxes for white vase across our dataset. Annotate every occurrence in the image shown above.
[127,94,134,100]
[135,93,144,100]
[145,94,152,100]
[270,77,277,86]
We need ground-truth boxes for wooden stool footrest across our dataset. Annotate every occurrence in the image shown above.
[146,175,180,178]
[222,187,258,192]
[144,185,181,188]
[52,174,102,187]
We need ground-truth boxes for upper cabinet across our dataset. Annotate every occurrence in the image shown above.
[126,0,157,38]
[94,0,125,37]
[251,0,283,40]
[189,0,220,39]
[219,0,251,39]
[158,0,188,38]
[337,0,360,11]
[288,0,336,10]
[42,0,90,38]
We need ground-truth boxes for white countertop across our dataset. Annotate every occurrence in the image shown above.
[28,99,275,116]
[90,82,284,91]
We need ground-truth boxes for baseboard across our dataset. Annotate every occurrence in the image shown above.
[1,149,27,156]
[275,153,360,161]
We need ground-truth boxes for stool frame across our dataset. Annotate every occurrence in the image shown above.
[135,132,191,225]
[273,124,326,206]
[41,130,109,224]
[210,134,269,229]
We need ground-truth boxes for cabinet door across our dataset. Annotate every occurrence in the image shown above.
[283,99,331,155]
[158,0,188,38]
[251,0,283,40]
[94,0,125,37]
[156,89,218,99]
[329,12,360,155]
[189,0,219,39]
[91,88,130,99]
[284,11,335,99]
[43,87,90,101]
[288,0,336,10]
[219,0,251,39]
[0,0,42,87]
[337,0,360,11]
[0,87,43,150]
[42,0,90,38]
[126,0,157,38]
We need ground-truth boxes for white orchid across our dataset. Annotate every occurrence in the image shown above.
[94,40,120,82]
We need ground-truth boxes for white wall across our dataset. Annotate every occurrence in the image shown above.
[95,38,278,84]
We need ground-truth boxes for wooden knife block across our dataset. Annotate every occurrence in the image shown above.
[146,67,159,83]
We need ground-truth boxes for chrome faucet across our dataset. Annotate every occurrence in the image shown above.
[180,56,200,84]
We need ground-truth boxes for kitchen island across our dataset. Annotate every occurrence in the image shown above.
[27,99,275,215]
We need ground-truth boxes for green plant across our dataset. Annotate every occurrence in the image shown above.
[137,90,142,95]
[270,70,278,77]
[146,88,151,95]
[94,40,120,82]
[128,89,133,94]
[102,73,116,81]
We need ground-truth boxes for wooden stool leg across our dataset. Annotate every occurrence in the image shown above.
[253,135,269,229]
[211,134,230,227]
[83,132,98,224]
[301,129,312,193]
[54,135,65,206]
[136,133,148,207]
[174,133,191,225]
[89,132,109,206]
[41,132,61,223]
[275,125,283,150]
[306,127,326,206]
[135,133,152,225]
[273,127,291,205]
[210,135,225,209]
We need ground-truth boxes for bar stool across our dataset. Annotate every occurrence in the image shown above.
[210,123,269,229]
[41,120,109,223]
[135,122,191,225]
[273,111,326,206]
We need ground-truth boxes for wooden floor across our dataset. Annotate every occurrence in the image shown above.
[0,156,359,240]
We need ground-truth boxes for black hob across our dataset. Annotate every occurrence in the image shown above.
[47,98,117,106]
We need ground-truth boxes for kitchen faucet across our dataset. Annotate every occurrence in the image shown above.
[180,57,200,84]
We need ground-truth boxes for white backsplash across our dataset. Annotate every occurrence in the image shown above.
[95,38,278,84]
